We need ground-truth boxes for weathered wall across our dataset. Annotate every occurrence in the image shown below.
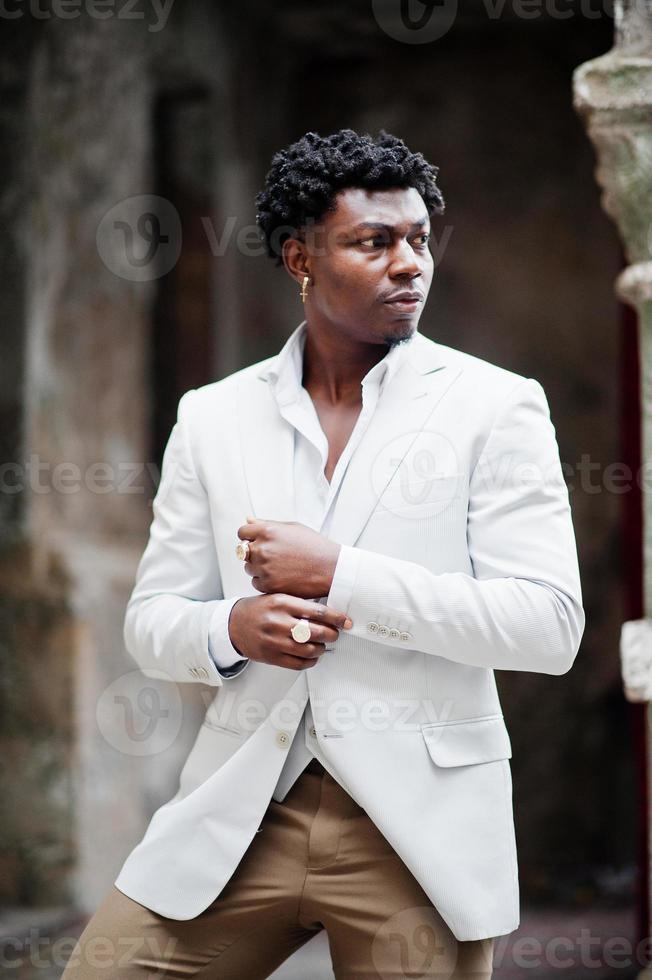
[0,18,80,906]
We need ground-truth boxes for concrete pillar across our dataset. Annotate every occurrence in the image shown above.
[573,2,652,969]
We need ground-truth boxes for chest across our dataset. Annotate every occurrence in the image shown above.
[205,371,475,596]
[308,395,362,484]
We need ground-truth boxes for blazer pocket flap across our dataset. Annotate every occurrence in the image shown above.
[379,473,465,516]
[421,715,512,767]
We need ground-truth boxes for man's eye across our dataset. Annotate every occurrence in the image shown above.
[359,237,386,248]
[413,233,430,246]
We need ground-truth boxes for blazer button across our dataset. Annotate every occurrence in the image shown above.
[366,621,379,634]
[389,628,401,640]
[188,666,198,677]
[198,666,209,678]
[276,731,291,749]
[399,631,413,642]
[378,625,390,638]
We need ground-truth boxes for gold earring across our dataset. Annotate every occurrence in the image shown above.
[300,275,310,303]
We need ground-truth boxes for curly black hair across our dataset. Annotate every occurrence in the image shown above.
[255,128,445,264]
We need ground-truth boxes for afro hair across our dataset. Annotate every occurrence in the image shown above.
[255,128,445,264]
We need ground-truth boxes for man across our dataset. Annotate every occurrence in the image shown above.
[62,129,584,979]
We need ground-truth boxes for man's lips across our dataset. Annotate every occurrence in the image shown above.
[382,291,424,308]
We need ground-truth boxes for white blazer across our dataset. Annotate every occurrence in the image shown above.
[114,328,584,942]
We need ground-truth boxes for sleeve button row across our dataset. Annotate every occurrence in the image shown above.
[365,622,413,642]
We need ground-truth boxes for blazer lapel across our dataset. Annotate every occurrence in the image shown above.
[326,336,463,548]
[236,365,297,524]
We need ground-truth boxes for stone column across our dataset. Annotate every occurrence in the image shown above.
[573,1,652,968]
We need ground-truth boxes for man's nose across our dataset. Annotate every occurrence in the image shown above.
[388,239,421,278]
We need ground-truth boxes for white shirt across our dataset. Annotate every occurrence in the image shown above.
[208,319,413,800]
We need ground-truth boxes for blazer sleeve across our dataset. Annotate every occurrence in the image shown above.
[123,388,251,686]
[326,378,585,675]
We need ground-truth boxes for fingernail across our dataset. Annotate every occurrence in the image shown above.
[344,618,353,629]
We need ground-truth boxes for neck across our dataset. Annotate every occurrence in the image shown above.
[301,319,394,407]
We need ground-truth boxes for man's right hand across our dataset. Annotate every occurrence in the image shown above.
[227,593,352,670]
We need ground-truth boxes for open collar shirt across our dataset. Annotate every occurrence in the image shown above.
[208,319,413,800]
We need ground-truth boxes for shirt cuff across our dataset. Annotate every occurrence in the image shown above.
[325,544,359,616]
[208,596,250,677]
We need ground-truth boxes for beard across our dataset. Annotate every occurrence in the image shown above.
[383,325,417,348]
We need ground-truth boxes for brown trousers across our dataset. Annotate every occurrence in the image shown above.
[61,757,495,979]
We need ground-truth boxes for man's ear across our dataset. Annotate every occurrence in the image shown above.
[282,236,311,287]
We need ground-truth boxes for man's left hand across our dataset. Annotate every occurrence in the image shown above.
[237,516,341,598]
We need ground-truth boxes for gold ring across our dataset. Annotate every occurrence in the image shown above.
[290,618,312,644]
[235,540,250,561]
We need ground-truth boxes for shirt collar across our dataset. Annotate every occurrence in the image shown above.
[259,320,413,407]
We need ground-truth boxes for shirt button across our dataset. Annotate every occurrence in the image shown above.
[309,726,317,737]
[276,731,291,749]
[389,628,401,640]
[366,621,379,634]
[378,625,390,638]
[399,631,413,642]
